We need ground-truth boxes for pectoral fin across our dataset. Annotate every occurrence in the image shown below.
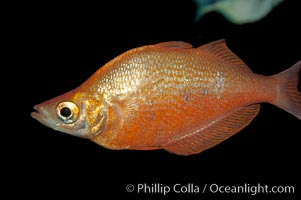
[164,104,260,156]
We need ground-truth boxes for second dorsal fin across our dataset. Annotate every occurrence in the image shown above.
[155,41,193,49]
[198,39,252,72]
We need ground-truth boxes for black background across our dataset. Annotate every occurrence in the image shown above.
[8,1,300,199]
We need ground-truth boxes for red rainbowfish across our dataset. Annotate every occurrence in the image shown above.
[31,40,301,155]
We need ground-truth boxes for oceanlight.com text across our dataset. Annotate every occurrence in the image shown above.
[125,183,295,196]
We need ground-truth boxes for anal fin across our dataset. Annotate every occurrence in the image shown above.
[164,104,260,156]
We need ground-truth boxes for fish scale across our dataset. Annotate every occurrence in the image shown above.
[95,49,251,148]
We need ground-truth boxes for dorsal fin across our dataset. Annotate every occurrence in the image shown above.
[163,104,260,156]
[155,41,193,49]
[198,39,252,72]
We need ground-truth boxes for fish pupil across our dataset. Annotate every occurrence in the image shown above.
[60,107,72,118]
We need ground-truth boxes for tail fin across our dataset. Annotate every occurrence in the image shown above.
[272,60,301,120]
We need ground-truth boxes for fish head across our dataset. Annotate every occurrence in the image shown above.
[31,90,108,139]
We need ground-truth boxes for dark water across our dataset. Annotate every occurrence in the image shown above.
[8,1,300,199]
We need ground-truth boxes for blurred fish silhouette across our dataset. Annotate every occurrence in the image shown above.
[194,0,284,24]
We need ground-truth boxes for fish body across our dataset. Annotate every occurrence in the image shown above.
[32,40,301,155]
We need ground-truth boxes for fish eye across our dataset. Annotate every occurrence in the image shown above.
[56,101,79,124]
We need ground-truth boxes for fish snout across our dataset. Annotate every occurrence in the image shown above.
[31,105,43,120]
[31,104,56,129]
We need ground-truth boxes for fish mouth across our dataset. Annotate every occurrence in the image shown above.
[31,105,42,119]
[31,105,51,128]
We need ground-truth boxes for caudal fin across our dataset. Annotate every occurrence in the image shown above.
[272,60,301,120]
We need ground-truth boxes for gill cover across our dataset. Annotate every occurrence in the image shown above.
[82,98,108,138]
